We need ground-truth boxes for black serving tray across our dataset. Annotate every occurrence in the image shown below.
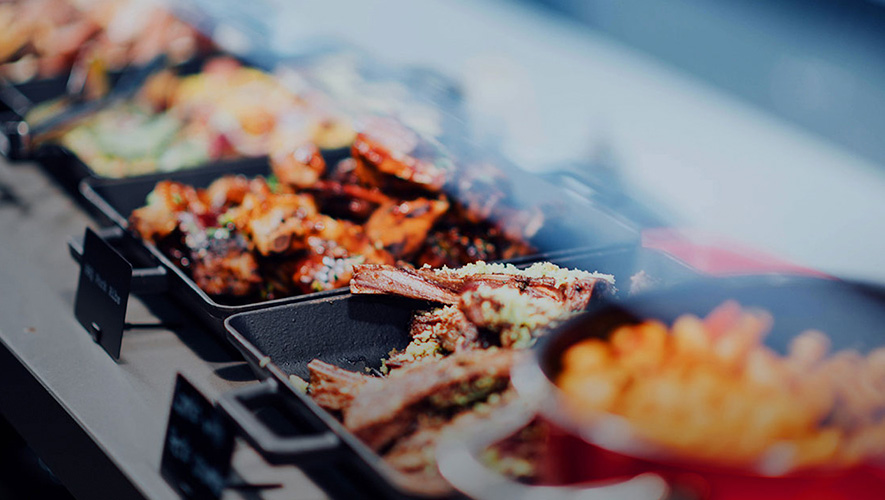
[217,245,703,499]
[76,152,640,337]
[0,71,129,118]
[0,71,125,161]
[24,55,269,194]
[0,55,221,160]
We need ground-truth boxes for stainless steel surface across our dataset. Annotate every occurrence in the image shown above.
[0,159,324,499]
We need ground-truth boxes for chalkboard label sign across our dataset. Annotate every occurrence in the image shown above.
[73,227,132,360]
[161,375,235,500]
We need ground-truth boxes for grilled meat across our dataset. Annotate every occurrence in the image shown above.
[290,248,365,294]
[189,238,261,296]
[270,143,326,188]
[351,261,613,311]
[351,118,449,194]
[237,193,319,256]
[382,305,480,371]
[365,197,450,259]
[343,349,520,450]
[416,226,501,268]
[203,175,253,209]
[305,260,615,492]
[382,388,521,495]
[350,264,461,304]
[130,109,549,302]
[411,305,480,354]
[0,0,205,84]
[307,359,379,412]
[130,180,204,241]
[309,179,392,221]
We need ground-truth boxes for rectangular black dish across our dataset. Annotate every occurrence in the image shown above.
[217,245,703,499]
[0,53,224,160]
[0,74,73,115]
[0,71,127,161]
[77,154,641,337]
[25,55,268,194]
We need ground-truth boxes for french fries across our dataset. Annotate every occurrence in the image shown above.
[557,301,885,472]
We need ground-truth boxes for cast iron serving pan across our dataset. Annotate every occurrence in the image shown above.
[75,154,642,336]
[216,245,703,499]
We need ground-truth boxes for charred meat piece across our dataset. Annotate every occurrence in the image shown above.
[173,211,262,297]
[343,349,520,450]
[350,264,461,304]
[307,359,379,412]
[352,119,449,193]
[308,180,392,222]
[365,198,450,259]
[431,261,613,312]
[383,389,521,495]
[410,305,480,354]
[290,247,365,294]
[285,220,393,294]
[271,143,326,188]
[203,175,254,209]
[190,238,262,296]
[351,261,613,348]
[308,218,394,266]
[237,193,319,256]
[351,261,613,311]
[130,181,205,241]
[349,263,529,304]
[413,214,539,269]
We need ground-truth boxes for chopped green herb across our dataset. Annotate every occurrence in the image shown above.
[265,174,280,193]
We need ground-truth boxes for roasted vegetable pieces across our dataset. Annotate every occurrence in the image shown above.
[295,261,614,494]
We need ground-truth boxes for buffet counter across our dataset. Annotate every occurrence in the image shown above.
[0,158,324,499]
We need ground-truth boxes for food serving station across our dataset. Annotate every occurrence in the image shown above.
[1,1,884,499]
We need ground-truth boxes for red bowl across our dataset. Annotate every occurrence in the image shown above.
[540,419,885,500]
[514,276,885,500]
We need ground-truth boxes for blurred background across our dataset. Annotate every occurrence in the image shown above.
[213,0,884,282]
